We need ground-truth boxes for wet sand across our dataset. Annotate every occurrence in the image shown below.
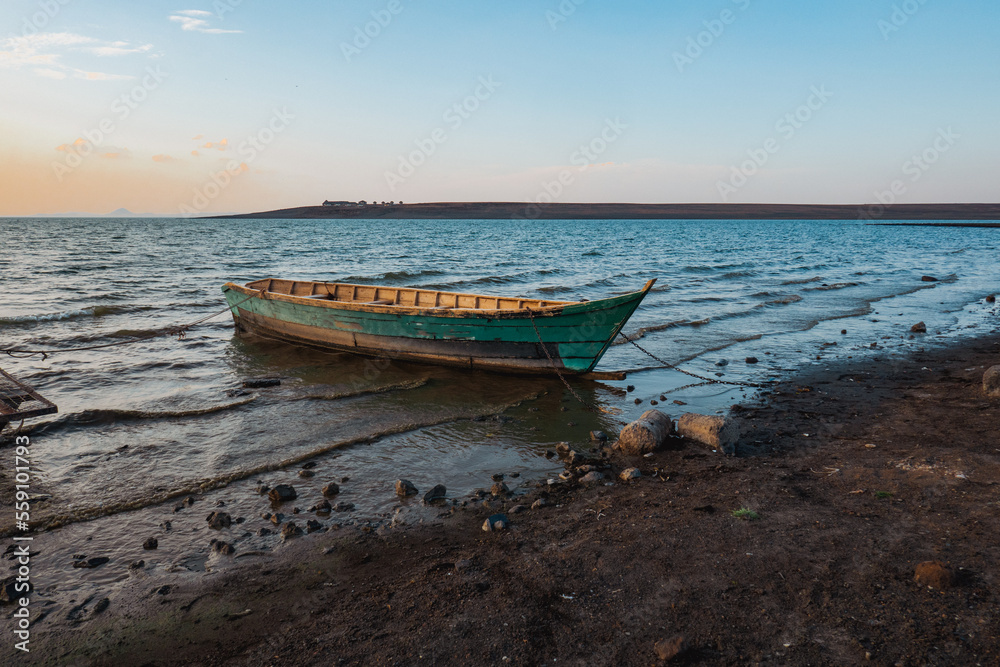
[15,335,1000,666]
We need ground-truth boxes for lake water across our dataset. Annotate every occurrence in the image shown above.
[1,217,997,637]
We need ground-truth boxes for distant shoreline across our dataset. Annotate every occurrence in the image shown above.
[206,202,1000,221]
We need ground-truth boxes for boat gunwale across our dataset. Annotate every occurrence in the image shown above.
[223,278,656,320]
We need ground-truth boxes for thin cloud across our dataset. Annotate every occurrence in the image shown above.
[152,154,174,162]
[170,10,243,34]
[0,32,151,80]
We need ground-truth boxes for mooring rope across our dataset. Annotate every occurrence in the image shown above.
[617,332,773,389]
[1,289,264,361]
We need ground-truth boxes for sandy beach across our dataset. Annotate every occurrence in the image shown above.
[19,330,998,666]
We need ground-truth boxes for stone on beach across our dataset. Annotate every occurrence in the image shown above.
[590,430,608,442]
[423,484,447,504]
[911,321,927,333]
[280,522,303,539]
[143,537,158,550]
[677,413,740,455]
[206,511,232,530]
[984,366,1000,398]
[482,513,509,532]
[579,471,605,484]
[614,410,674,456]
[321,482,341,497]
[268,484,297,503]
[654,636,688,662]
[490,482,510,497]
[619,467,641,482]
[914,561,954,589]
[395,479,419,497]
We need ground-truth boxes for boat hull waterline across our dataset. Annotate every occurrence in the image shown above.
[221,278,656,375]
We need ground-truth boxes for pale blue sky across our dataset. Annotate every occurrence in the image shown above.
[1,0,997,214]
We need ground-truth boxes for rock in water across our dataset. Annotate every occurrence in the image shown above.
[654,636,687,661]
[423,484,447,504]
[677,413,740,455]
[490,482,509,497]
[395,479,419,497]
[243,377,281,388]
[911,321,927,333]
[614,410,674,455]
[984,366,1000,398]
[321,482,340,497]
[590,430,608,443]
[206,511,232,530]
[914,561,954,589]
[305,519,323,533]
[921,275,938,282]
[280,522,303,539]
[268,485,297,503]
[482,513,509,532]
[142,537,158,550]
[745,357,759,364]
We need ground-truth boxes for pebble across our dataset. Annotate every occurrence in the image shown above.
[482,513,509,532]
[270,513,285,525]
[211,540,236,555]
[987,295,996,303]
[129,560,145,570]
[715,359,729,367]
[143,537,158,550]
[280,522,303,539]
[159,520,172,531]
[310,500,333,513]
[650,400,659,406]
[590,430,608,442]
[654,636,687,661]
[305,519,323,533]
[626,385,635,392]
[298,470,315,479]
[395,479,419,497]
[423,484,448,504]
[256,527,272,536]
[509,504,527,514]
[255,484,270,495]
[619,468,641,482]
[634,398,643,405]
[579,471,605,484]
[491,473,505,482]
[321,482,341,497]
[921,275,938,282]
[333,502,355,512]
[490,482,510,497]
[745,357,759,364]
[531,498,550,510]
[73,557,110,569]
[914,561,954,589]
[206,511,232,530]
[911,322,927,334]
[268,485,297,503]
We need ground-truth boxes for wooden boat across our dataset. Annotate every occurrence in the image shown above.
[221,278,655,376]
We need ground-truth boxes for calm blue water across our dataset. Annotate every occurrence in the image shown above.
[0,217,997,634]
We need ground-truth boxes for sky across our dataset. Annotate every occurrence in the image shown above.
[0,0,998,215]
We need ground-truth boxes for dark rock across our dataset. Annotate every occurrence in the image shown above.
[333,502,355,512]
[634,398,643,405]
[182,496,197,507]
[235,517,245,524]
[341,476,350,483]
[73,557,110,569]
[302,461,317,469]
[159,520,172,531]
[270,513,285,525]
[491,473,504,482]
[129,560,144,569]
[292,507,301,514]
[268,484,297,503]
[423,484,447,504]
[298,469,315,478]
[921,275,938,282]
[280,522,303,539]
[206,511,232,530]
[490,482,509,497]
[212,541,236,555]
[255,484,270,495]
[305,519,323,533]
[614,410,674,456]
[215,500,226,507]
[1,576,30,604]
[590,430,608,443]
[309,500,333,513]
[715,359,729,367]
[654,636,687,661]
[911,321,927,333]
[395,479,418,497]
[626,385,635,392]
[579,471,605,484]
[914,561,954,589]
[510,472,519,478]
[243,377,281,388]
[321,482,340,497]
[225,388,249,398]
[649,400,659,406]
[143,537,158,550]
[482,513,509,532]
[745,357,759,364]
[531,498,550,510]
[256,527,272,536]
[841,329,848,335]
[155,585,172,596]
[509,504,528,514]
[673,400,686,406]
[987,295,996,303]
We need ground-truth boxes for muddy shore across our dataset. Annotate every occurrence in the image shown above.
[17,335,1000,666]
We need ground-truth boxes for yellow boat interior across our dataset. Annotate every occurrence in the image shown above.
[246,278,576,312]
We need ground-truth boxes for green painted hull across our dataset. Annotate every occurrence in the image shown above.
[222,280,652,375]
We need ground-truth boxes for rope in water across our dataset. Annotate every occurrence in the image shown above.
[617,332,773,389]
[0,289,264,361]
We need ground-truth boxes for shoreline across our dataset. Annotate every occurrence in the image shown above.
[205,202,1000,221]
[26,330,1000,665]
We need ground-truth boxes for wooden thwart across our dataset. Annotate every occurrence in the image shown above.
[0,368,57,424]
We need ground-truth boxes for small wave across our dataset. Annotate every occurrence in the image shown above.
[804,282,860,292]
[765,294,804,306]
[296,378,429,402]
[37,397,256,432]
[338,269,448,284]
[612,318,708,345]
[537,285,574,294]
[581,250,603,257]
[781,276,824,286]
[719,270,758,280]
[0,304,153,326]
